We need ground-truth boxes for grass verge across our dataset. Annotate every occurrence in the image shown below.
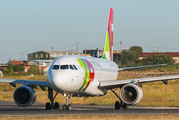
[1,115,179,120]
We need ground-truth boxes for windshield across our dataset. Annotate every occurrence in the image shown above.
[52,64,78,70]
[52,65,59,70]
[73,65,78,70]
[70,65,74,70]
[60,65,68,69]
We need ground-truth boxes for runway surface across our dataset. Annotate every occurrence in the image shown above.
[0,101,179,116]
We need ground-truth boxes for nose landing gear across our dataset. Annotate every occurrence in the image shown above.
[63,93,72,110]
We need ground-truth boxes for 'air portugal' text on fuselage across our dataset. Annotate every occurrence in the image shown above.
[47,55,118,96]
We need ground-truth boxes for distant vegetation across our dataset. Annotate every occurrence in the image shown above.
[129,46,143,53]
[3,64,24,76]
[27,65,40,75]
[115,46,178,70]
[3,64,40,76]
[137,54,175,65]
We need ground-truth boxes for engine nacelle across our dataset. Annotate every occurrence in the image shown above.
[120,84,143,105]
[13,86,36,107]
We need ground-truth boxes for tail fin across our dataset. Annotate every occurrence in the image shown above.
[102,8,113,61]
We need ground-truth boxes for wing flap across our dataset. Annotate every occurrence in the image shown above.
[99,75,179,90]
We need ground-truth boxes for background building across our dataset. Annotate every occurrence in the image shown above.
[83,49,120,61]
[27,50,83,62]
[83,49,103,57]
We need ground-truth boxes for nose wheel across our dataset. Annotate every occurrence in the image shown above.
[63,105,71,110]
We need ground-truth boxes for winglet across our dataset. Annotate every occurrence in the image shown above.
[102,8,113,61]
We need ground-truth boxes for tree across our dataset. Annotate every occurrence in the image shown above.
[119,49,139,67]
[140,54,175,65]
[129,46,143,53]
[3,64,14,76]
[14,65,24,72]
[27,65,39,75]
[7,64,14,71]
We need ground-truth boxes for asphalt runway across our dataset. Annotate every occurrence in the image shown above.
[0,101,179,116]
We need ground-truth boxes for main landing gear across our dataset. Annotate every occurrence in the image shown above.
[46,87,59,110]
[111,89,129,110]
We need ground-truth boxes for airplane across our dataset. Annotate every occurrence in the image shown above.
[1,8,179,110]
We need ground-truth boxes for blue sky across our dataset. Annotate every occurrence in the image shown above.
[0,0,179,63]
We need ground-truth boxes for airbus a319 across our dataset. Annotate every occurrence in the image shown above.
[1,8,179,110]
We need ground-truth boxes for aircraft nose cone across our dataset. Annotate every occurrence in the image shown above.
[52,72,69,92]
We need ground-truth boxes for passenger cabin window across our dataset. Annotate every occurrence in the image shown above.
[60,65,68,69]
[52,65,59,70]
[73,65,78,70]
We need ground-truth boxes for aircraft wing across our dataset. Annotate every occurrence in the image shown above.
[99,75,179,90]
[118,64,167,71]
[0,79,49,87]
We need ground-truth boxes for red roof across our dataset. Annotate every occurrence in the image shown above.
[10,60,24,65]
[138,52,179,57]
[40,66,46,71]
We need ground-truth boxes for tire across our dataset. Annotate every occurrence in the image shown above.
[123,104,129,110]
[46,102,51,110]
[63,105,71,110]
[67,105,71,110]
[63,105,66,110]
[54,102,59,110]
[115,101,120,110]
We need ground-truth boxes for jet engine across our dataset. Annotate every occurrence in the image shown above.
[120,84,143,105]
[13,85,36,107]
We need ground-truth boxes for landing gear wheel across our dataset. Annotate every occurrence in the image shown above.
[46,102,51,110]
[67,105,71,110]
[63,104,71,110]
[115,101,120,110]
[123,104,129,109]
[47,87,59,110]
[54,102,59,110]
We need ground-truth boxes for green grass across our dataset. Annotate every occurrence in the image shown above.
[1,115,179,120]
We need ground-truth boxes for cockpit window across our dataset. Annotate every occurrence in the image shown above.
[60,65,68,69]
[52,65,59,70]
[73,65,78,70]
[70,65,74,70]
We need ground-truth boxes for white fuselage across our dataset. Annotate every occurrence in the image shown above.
[47,55,118,96]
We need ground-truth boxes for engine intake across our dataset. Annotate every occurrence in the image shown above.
[120,84,143,105]
[13,86,36,107]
